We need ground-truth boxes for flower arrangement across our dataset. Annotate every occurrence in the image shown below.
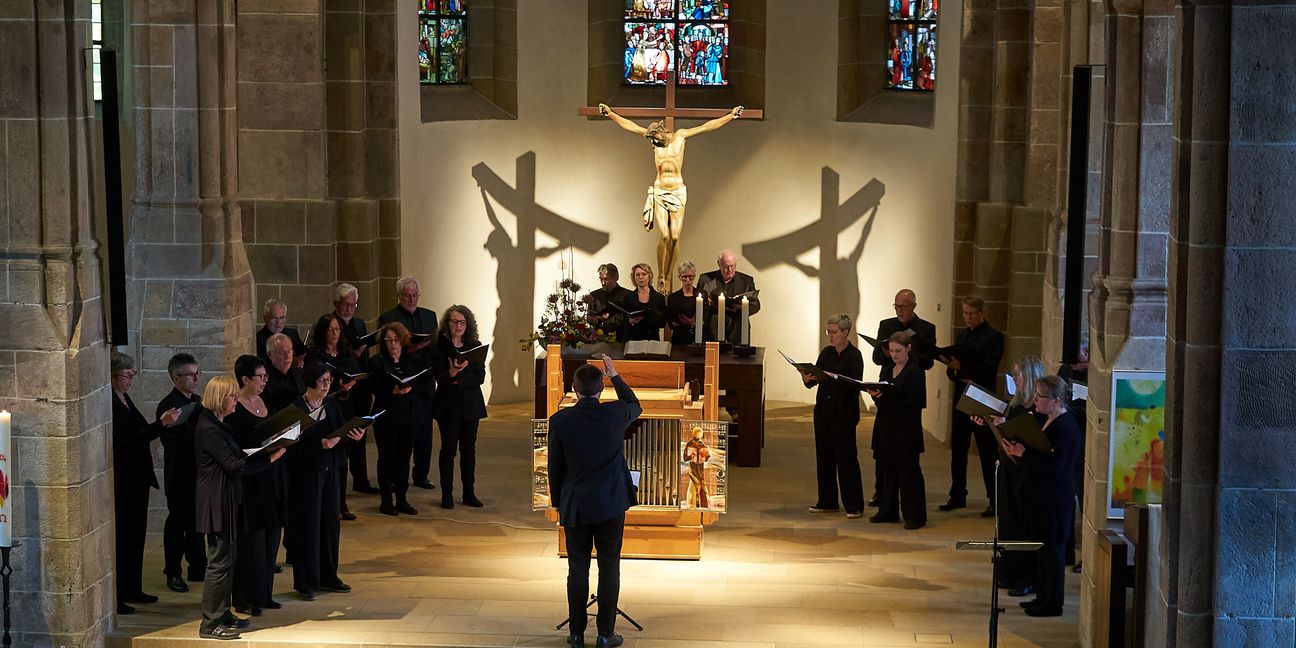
[520,277,617,350]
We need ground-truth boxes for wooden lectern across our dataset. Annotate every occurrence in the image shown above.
[534,342,725,560]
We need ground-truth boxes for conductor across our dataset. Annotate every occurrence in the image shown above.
[548,355,642,648]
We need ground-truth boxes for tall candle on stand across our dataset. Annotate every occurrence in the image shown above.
[716,293,726,343]
[740,296,750,346]
[0,411,11,547]
[693,293,704,344]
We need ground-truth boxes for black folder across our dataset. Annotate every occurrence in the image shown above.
[777,350,829,380]
[452,342,490,365]
[254,405,321,436]
[836,374,900,395]
[324,362,369,381]
[244,423,302,456]
[325,410,385,439]
[608,301,647,317]
[389,367,431,385]
[857,333,885,351]
[164,402,199,428]
[955,382,1009,420]
[352,330,381,347]
[1001,413,1052,453]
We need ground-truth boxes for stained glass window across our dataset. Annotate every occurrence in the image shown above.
[419,1,468,85]
[91,0,103,101]
[886,0,937,91]
[624,1,729,86]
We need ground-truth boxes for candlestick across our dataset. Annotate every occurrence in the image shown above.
[716,293,726,343]
[693,293,704,344]
[740,296,750,346]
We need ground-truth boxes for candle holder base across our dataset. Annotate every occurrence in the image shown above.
[731,344,757,357]
[686,343,708,356]
[715,342,733,354]
[2,543,17,648]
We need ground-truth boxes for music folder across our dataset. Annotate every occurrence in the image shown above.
[777,350,829,381]
[164,402,199,428]
[326,410,385,439]
[325,362,369,381]
[838,375,900,395]
[935,342,981,367]
[409,331,436,344]
[955,382,1009,420]
[254,404,321,436]
[857,333,885,351]
[244,422,301,456]
[389,367,431,385]
[352,330,380,346]
[1001,413,1052,453]
[608,301,646,317]
[452,342,490,365]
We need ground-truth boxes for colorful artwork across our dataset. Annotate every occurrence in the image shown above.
[679,420,727,512]
[624,22,677,84]
[419,2,468,85]
[678,0,728,20]
[625,2,728,86]
[887,0,937,91]
[1106,371,1166,519]
[626,0,676,20]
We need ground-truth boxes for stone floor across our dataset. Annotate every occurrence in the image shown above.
[109,401,1081,647]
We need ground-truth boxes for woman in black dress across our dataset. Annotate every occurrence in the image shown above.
[194,375,284,641]
[865,331,927,529]
[799,313,866,519]
[370,321,431,516]
[1002,375,1081,617]
[110,352,182,614]
[665,260,708,345]
[432,305,488,509]
[227,355,283,616]
[287,363,365,600]
[621,262,666,341]
[308,314,362,521]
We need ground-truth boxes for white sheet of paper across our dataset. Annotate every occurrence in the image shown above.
[629,470,641,489]
[1004,373,1016,396]
[1072,382,1088,401]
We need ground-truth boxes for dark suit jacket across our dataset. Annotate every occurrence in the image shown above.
[698,269,760,344]
[619,288,667,342]
[193,410,274,535]
[157,388,200,508]
[369,352,434,427]
[873,315,937,370]
[337,314,370,354]
[803,343,864,424]
[256,326,307,361]
[264,363,308,414]
[547,375,641,527]
[431,336,488,421]
[946,320,1005,400]
[1021,411,1081,544]
[379,305,439,365]
[589,286,633,343]
[112,392,162,491]
[870,361,927,459]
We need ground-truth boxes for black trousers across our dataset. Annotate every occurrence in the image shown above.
[948,411,997,506]
[375,423,415,503]
[347,433,372,488]
[812,415,865,513]
[201,531,235,630]
[164,496,206,580]
[436,416,480,499]
[564,514,625,637]
[877,453,927,523]
[234,526,281,608]
[288,464,342,594]
[114,482,151,599]
[1035,539,1066,610]
[411,421,435,484]
[997,463,1034,587]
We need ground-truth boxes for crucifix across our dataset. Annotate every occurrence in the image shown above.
[579,71,763,293]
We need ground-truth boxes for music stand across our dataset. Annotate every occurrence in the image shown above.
[954,461,1042,648]
[554,594,643,632]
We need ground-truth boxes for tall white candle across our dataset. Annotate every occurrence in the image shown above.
[0,410,11,547]
[694,293,704,344]
[740,296,750,346]
[716,293,726,343]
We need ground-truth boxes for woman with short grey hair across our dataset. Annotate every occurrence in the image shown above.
[666,261,706,345]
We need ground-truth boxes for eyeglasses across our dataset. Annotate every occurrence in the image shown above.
[336,300,358,309]
[448,319,467,326]
[679,274,696,280]
[400,292,420,299]
[114,371,136,379]
[174,371,200,378]
[252,372,268,380]
[383,337,401,344]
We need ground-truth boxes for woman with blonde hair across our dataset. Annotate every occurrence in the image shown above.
[620,262,666,341]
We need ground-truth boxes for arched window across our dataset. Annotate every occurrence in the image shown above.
[623,1,730,86]
[92,0,104,100]
[886,0,937,91]
[419,1,468,85]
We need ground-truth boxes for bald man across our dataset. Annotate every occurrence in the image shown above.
[698,250,760,345]
[867,289,937,506]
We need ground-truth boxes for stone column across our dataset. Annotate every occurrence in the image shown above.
[127,0,254,401]
[0,3,114,646]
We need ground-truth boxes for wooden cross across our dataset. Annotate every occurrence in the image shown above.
[578,71,763,130]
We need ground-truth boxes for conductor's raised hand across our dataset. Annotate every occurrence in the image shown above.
[600,353,618,378]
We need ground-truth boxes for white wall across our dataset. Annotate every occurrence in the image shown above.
[398,0,960,433]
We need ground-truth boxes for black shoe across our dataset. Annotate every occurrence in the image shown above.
[414,480,436,490]
[166,575,189,593]
[868,514,899,523]
[320,581,352,593]
[234,606,262,617]
[1025,606,1063,617]
[1073,561,1083,574]
[567,633,585,647]
[117,602,136,615]
[273,564,283,574]
[297,590,317,601]
[396,502,419,515]
[938,500,966,511]
[980,506,997,518]
[221,615,252,629]
[1008,585,1036,597]
[355,483,380,494]
[187,573,205,583]
[903,520,926,530]
[198,624,241,640]
[807,504,840,513]
[123,591,159,604]
[262,599,283,610]
[867,497,880,507]
[1020,599,1042,608]
[462,494,484,508]
[441,498,455,510]
[595,634,624,648]
[341,511,357,521]
[380,502,397,516]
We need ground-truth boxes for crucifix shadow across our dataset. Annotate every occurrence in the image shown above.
[742,168,885,330]
[473,152,610,404]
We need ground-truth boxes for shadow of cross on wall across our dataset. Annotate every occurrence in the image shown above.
[742,168,885,331]
[472,152,610,404]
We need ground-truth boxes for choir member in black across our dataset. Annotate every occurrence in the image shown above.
[263,333,307,413]
[620,262,667,341]
[227,355,283,616]
[588,263,632,342]
[666,261,710,345]
[868,289,938,506]
[369,322,432,516]
[194,375,285,641]
[110,352,182,614]
[157,353,207,593]
[256,298,306,367]
[332,283,379,495]
[1057,337,1088,571]
[940,294,1005,517]
[287,363,366,600]
[699,250,761,344]
[799,313,866,518]
[1001,375,1080,617]
[378,276,439,491]
[308,313,362,521]
[431,306,488,509]
[864,332,928,529]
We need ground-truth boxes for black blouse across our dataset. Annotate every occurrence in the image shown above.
[620,288,667,341]
[804,343,865,423]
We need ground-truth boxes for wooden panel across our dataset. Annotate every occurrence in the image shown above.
[1093,530,1128,648]
[585,358,685,389]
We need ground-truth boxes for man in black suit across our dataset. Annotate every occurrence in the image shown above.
[332,283,379,495]
[156,353,207,593]
[263,333,308,414]
[548,355,641,648]
[587,263,632,343]
[256,298,306,367]
[379,276,439,490]
[940,295,1005,517]
[698,249,760,345]
[867,289,937,505]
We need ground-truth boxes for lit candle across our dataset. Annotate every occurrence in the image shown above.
[0,410,11,547]
[740,296,750,346]
[694,293,704,345]
[716,293,726,343]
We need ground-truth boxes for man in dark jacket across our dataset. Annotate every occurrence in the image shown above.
[587,263,633,343]
[379,276,439,490]
[548,355,641,648]
[868,289,937,505]
[941,295,1005,517]
[698,250,761,345]
[156,353,207,593]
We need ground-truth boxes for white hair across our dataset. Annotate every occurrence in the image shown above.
[262,298,286,319]
[395,276,420,294]
[716,249,736,265]
[334,283,358,302]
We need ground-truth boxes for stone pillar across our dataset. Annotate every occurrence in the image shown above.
[0,3,114,646]
[127,0,254,401]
